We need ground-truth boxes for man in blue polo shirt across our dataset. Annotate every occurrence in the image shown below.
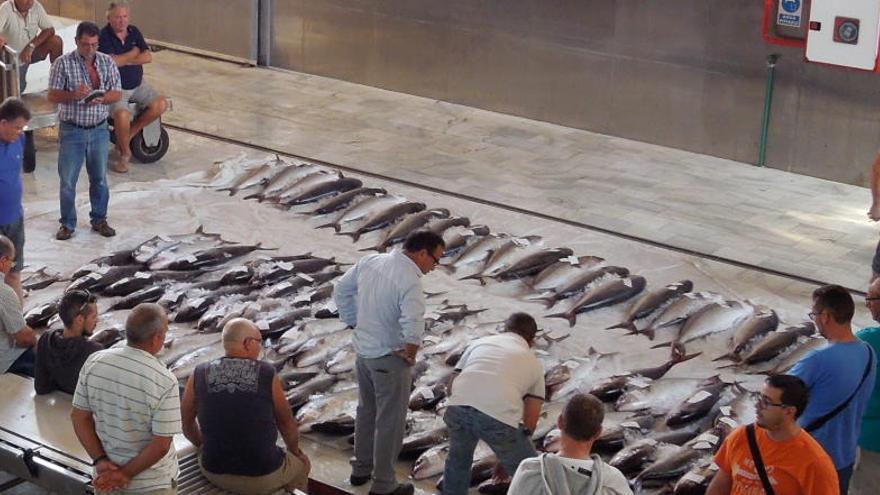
[0,97,31,301]
[98,1,166,174]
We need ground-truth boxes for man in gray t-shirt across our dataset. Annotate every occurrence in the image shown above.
[0,234,35,375]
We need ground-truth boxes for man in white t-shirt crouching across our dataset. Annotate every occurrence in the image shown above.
[442,312,545,495]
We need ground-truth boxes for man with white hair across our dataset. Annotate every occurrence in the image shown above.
[71,303,181,494]
[180,318,310,494]
[98,1,167,173]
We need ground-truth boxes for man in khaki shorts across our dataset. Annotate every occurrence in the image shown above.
[98,1,166,173]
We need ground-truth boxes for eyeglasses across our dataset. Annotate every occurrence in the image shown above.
[807,309,823,321]
[866,297,880,302]
[756,395,788,409]
[427,250,441,265]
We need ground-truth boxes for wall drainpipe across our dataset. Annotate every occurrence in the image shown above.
[758,53,780,167]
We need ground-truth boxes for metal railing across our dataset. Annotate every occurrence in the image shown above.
[0,44,21,100]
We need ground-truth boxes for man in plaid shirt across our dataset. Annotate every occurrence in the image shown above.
[48,21,121,241]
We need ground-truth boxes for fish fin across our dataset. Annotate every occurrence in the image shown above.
[641,328,656,341]
[424,291,447,299]
[650,341,673,349]
[357,245,383,253]
[714,363,738,370]
[711,353,735,362]
[545,312,576,327]
[314,222,334,230]
[241,191,261,200]
[605,321,636,332]
[458,273,483,282]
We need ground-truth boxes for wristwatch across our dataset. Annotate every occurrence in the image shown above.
[92,454,109,466]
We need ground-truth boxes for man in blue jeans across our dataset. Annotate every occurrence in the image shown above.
[47,21,121,241]
[443,312,545,495]
[0,97,30,301]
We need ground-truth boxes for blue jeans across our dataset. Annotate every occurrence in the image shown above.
[58,121,110,230]
[838,464,854,495]
[442,405,536,495]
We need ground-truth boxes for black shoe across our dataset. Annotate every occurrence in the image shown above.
[350,475,371,487]
[369,483,414,495]
[91,221,116,237]
[55,225,74,240]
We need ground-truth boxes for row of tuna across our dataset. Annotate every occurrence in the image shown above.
[199,156,826,494]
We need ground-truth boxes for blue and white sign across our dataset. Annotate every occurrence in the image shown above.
[778,0,803,28]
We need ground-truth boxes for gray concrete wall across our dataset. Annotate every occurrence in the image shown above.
[49,0,880,186]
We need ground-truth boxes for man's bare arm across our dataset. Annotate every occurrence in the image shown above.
[705,468,732,495]
[70,407,108,461]
[869,152,880,221]
[12,325,35,347]
[521,396,544,432]
[180,375,202,448]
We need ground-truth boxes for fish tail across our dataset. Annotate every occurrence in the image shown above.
[605,321,636,332]
[715,363,738,370]
[241,192,261,201]
[711,353,735,362]
[314,222,334,230]
[357,245,383,253]
[458,273,483,282]
[536,297,556,309]
[650,341,673,349]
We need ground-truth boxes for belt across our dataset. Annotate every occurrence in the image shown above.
[62,119,106,130]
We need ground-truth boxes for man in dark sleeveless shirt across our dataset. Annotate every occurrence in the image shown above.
[181,318,310,494]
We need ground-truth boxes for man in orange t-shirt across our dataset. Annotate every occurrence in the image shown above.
[707,374,838,495]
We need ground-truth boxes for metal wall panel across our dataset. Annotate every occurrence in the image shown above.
[266,0,880,186]
[46,0,258,61]
[46,0,880,185]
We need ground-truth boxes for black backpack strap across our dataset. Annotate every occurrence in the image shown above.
[805,344,875,432]
[746,424,776,495]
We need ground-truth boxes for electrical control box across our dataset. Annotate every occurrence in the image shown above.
[806,0,880,70]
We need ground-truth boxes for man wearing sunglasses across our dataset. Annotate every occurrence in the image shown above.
[0,233,34,376]
[791,284,877,494]
[708,374,838,494]
[180,318,310,494]
[334,230,445,495]
[34,289,102,394]
[851,279,880,495]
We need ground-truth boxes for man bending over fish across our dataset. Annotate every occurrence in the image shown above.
[180,318,310,494]
[442,312,545,495]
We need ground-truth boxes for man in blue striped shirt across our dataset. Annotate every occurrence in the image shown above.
[334,230,445,495]
[71,303,181,494]
[48,21,121,241]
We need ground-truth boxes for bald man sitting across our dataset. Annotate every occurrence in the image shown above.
[181,318,310,494]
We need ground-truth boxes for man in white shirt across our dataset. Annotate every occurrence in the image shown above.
[508,394,633,495]
[443,312,545,495]
[0,0,62,91]
[334,230,445,495]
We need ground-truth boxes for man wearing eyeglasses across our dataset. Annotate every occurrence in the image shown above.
[33,290,102,395]
[707,374,838,494]
[851,279,880,495]
[334,230,445,495]
[0,233,34,376]
[180,318,310,494]
[0,97,31,302]
[48,21,121,241]
[790,284,877,494]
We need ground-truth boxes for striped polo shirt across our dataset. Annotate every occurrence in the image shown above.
[73,346,182,492]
